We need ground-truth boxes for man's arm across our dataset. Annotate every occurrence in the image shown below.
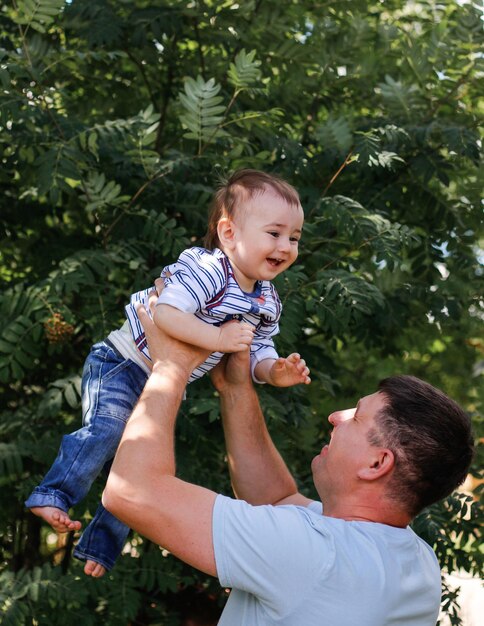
[103,297,218,576]
[211,353,313,507]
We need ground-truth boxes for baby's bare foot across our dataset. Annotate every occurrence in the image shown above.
[30,506,82,533]
[84,559,106,578]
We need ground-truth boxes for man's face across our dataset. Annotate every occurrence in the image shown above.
[311,392,388,504]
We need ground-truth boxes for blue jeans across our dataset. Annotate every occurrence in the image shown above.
[25,340,148,571]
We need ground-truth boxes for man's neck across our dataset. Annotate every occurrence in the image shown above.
[322,498,411,528]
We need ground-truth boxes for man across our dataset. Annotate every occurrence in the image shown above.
[102,294,474,625]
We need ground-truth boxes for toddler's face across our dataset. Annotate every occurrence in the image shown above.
[224,188,303,292]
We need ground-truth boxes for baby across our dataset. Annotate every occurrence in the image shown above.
[26,169,310,577]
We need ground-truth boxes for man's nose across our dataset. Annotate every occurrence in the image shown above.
[328,408,356,426]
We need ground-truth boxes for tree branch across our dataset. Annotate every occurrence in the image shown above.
[125,49,158,111]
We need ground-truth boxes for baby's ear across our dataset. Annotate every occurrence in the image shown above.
[217,217,236,250]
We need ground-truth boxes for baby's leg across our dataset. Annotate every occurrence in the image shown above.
[30,506,81,532]
[74,502,130,576]
[24,408,118,522]
[25,343,123,518]
[26,342,147,529]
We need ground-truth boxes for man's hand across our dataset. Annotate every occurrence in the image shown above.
[210,349,252,395]
[216,321,254,353]
[136,290,209,377]
[266,353,311,387]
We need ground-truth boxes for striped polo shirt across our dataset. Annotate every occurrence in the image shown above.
[125,247,281,384]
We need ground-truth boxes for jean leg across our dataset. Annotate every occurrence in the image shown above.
[25,342,148,511]
[73,502,130,571]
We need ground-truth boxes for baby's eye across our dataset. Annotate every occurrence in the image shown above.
[290,237,300,243]
[268,231,279,238]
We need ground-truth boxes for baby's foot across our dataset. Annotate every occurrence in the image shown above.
[30,506,82,533]
[84,559,106,578]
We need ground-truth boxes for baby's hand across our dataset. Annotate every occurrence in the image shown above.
[269,353,311,387]
[217,322,254,353]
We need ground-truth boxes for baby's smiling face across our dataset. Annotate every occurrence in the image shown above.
[219,187,304,292]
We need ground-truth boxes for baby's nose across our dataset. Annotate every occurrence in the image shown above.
[277,236,291,251]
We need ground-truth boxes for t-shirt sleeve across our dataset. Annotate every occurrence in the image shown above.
[212,495,333,614]
[157,248,227,313]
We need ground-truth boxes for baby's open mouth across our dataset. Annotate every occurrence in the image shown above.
[267,258,283,266]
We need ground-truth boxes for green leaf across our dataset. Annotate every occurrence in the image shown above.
[315,116,352,153]
[178,76,228,146]
[12,0,65,33]
[0,442,23,477]
[80,172,129,213]
[228,49,262,89]
[376,75,421,118]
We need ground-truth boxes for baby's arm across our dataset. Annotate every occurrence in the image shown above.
[254,354,311,387]
[153,304,254,353]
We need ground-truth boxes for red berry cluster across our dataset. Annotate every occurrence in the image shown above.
[44,312,75,344]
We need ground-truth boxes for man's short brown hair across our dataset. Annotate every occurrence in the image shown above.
[370,375,474,517]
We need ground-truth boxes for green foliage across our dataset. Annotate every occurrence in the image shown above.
[0,0,482,623]
[179,76,227,146]
[39,375,82,416]
[414,493,482,578]
[0,564,89,626]
[0,286,46,382]
[80,173,130,214]
[10,0,65,34]
[0,443,23,480]
[413,493,483,626]
[309,269,386,334]
[228,48,262,89]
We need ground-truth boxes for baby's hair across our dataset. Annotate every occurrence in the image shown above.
[203,169,301,250]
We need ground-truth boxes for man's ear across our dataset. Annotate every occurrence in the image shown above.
[357,449,395,481]
[217,217,236,250]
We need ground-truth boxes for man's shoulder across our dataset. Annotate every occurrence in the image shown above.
[215,495,324,531]
[213,495,334,561]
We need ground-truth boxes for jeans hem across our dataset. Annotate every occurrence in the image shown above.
[73,546,115,571]
[25,491,69,512]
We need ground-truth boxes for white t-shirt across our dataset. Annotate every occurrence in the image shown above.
[212,495,441,625]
